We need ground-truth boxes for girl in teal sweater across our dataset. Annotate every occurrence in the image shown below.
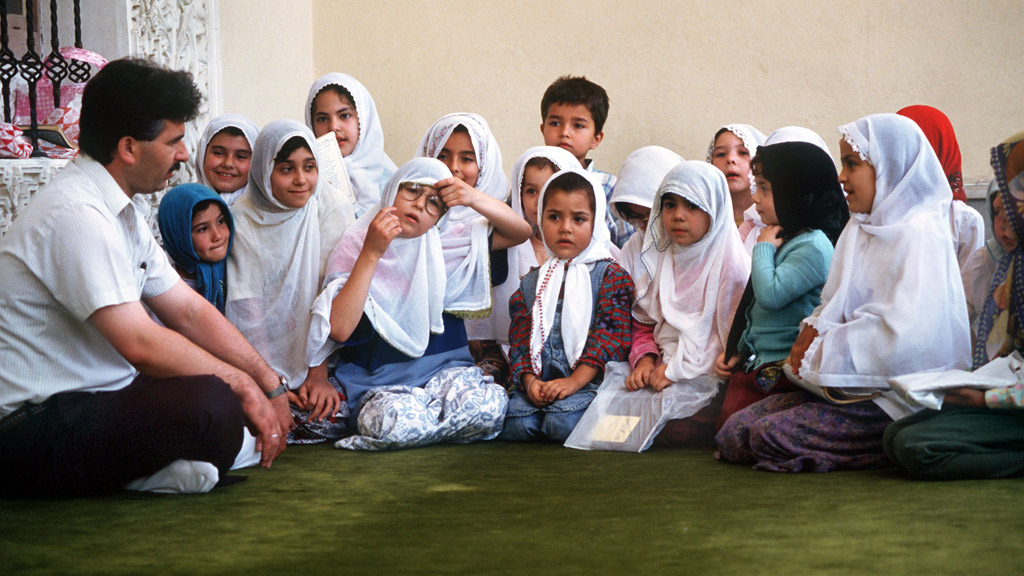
[714,140,849,429]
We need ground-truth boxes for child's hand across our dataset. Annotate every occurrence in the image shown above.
[757,224,784,248]
[626,355,657,391]
[538,377,585,403]
[786,325,819,377]
[995,279,1010,310]
[941,387,987,409]
[525,376,550,407]
[648,364,673,392]
[364,207,402,257]
[293,373,341,423]
[435,177,482,211]
[714,352,741,379]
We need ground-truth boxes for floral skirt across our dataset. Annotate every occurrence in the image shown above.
[715,391,893,472]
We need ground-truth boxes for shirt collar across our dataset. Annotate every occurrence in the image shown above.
[76,154,133,216]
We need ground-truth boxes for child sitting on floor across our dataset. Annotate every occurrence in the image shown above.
[157,183,233,313]
[706,123,766,252]
[194,114,259,206]
[308,158,510,451]
[623,161,750,447]
[484,145,581,385]
[610,145,684,289]
[714,140,849,429]
[884,131,1024,480]
[227,120,347,445]
[963,181,1018,366]
[716,113,971,473]
[416,113,532,386]
[500,167,633,442]
[306,73,397,216]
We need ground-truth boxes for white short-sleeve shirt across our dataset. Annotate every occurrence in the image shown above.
[0,156,179,417]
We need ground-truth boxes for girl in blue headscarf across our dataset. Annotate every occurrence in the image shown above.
[158,183,234,313]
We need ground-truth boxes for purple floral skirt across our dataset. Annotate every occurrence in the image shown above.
[715,391,893,472]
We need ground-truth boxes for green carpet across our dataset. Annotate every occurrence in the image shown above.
[1,442,1021,575]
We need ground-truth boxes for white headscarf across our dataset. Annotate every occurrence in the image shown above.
[309,158,453,362]
[635,161,751,381]
[530,168,615,373]
[800,113,971,390]
[194,114,260,206]
[228,120,327,388]
[416,113,509,319]
[763,126,831,154]
[483,146,581,345]
[738,126,833,252]
[609,146,685,300]
[305,73,397,216]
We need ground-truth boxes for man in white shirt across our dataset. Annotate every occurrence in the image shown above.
[0,58,293,496]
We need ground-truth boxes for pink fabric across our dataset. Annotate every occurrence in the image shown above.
[737,218,757,243]
[628,317,659,368]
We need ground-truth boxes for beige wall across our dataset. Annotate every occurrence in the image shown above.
[223,0,1023,185]
[220,0,314,127]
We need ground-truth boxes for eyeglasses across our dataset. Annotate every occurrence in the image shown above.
[617,207,649,229]
[398,182,448,217]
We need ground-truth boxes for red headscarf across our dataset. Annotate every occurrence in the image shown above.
[897,105,966,201]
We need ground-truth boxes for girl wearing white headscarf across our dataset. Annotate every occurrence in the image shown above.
[305,72,397,216]
[610,146,684,296]
[415,113,532,381]
[615,161,751,445]
[500,168,633,442]
[307,158,508,451]
[228,120,346,444]
[707,123,766,248]
[732,126,834,253]
[717,113,971,473]
[194,114,259,206]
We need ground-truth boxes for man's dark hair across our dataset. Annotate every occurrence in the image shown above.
[540,75,610,134]
[79,58,202,165]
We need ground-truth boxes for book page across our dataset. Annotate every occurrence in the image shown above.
[315,132,357,207]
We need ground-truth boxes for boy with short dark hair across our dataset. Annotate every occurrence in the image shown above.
[540,75,632,247]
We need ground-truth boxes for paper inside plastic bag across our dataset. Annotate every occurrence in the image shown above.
[564,361,720,453]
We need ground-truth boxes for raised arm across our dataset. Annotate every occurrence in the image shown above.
[328,207,402,342]
[435,177,532,250]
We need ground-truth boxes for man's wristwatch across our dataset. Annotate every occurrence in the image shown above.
[265,374,289,399]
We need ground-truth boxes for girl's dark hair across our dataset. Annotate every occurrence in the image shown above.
[543,172,596,214]
[214,126,246,139]
[525,156,558,172]
[754,141,849,245]
[274,136,312,163]
[310,84,356,121]
[191,199,218,220]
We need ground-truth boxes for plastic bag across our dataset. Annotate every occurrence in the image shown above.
[564,361,720,453]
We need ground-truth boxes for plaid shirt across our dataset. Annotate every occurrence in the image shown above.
[508,261,633,388]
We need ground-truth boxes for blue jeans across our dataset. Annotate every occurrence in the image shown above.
[499,382,598,442]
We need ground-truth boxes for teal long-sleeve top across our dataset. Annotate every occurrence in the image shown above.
[740,229,833,370]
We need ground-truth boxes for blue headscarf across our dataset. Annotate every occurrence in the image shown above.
[158,183,234,312]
